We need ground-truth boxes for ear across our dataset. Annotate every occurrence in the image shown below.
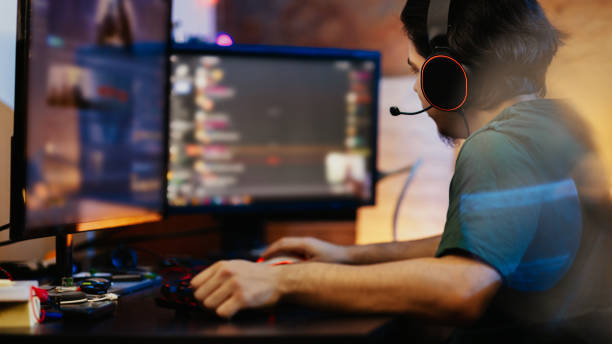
[421,54,468,112]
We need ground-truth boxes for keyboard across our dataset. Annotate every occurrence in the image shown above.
[154,253,302,316]
[156,277,201,311]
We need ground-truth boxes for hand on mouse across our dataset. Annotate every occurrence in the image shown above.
[261,237,350,264]
[190,260,284,319]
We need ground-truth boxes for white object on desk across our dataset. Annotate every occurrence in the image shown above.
[0,280,41,328]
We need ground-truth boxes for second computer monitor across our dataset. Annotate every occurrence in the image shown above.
[10,0,171,241]
[168,45,379,215]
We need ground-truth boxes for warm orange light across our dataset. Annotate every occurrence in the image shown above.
[76,214,162,232]
[198,0,218,7]
[66,234,73,246]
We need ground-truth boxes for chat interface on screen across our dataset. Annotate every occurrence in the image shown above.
[168,53,376,207]
[25,0,170,231]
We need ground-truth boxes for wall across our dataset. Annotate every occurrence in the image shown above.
[542,0,612,195]
[0,0,16,108]
[0,101,12,241]
[172,0,217,43]
[356,76,455,243]
[0,0,15,229]
[217,0,411,75]
[0,99,57,261]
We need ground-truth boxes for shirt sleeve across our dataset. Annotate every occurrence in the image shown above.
[435,131,542,279]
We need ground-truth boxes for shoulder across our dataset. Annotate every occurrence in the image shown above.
[453,129,540,193]
[457,130,529,170]
[462,130,511,154]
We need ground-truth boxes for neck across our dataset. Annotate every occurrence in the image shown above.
[461,94,538,139]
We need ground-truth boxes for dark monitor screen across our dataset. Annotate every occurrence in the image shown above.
[168,46,379,214]
[11,0,171,240]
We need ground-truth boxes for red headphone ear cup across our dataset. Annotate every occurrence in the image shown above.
[421,55,468,111]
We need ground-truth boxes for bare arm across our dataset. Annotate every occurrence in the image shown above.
[262,235,442,265]
[192,254,501,324]
[276,255,500,324]
[345,235,442,264]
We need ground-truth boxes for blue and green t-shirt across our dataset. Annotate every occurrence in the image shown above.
[436,99,609,324]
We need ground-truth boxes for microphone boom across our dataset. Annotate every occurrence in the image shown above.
[389,106,433,116]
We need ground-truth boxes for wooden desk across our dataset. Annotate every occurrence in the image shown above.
[0,286,402,344]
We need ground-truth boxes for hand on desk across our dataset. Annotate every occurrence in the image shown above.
[190,260,284,319]
[262,237,350,264]
[190,237,350,319]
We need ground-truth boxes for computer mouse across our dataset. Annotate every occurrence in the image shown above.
[257,255,304,266]
[79,277,112,295]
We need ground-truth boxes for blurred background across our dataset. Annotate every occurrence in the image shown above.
[1,0,611,261]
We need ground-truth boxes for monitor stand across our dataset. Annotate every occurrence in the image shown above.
[55,234,74,284]
[218,215,267,260]
[54,233,161,294]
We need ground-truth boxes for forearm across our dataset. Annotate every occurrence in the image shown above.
[277,257,499,325]
[344,235,442,265]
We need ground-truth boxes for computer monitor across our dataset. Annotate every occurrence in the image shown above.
[10,0,172,243]
[167,45,379,219]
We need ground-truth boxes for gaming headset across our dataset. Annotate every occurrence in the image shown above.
[390,0,469,116]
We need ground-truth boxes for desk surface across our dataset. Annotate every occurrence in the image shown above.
[0,286,401,344]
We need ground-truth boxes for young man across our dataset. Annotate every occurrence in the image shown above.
[191,0,610,340]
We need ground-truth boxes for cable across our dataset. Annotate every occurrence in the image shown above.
[391,158,423,242]
[0,240,15,247]
[58,298,89,305]
[377,165,418,182]
[458,108,471,137]
[0,266,13,280]
[0,224,9,231]
[30,287,45,323]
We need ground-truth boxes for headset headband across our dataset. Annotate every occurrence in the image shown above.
[427,0,452,50]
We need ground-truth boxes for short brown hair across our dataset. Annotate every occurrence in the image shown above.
[401,0,564,110]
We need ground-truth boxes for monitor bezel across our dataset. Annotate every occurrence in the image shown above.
[167,43,380,219]
[10,0,173,242]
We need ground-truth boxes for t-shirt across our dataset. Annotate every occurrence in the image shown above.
[435,99,612,340]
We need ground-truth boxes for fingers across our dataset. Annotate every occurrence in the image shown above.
[262,237,309,258]
[261,239,289,258]
[189,260,280,319]
[192,263,247,319]
[216,294,244,319]
[203,278,235,310]
[190,262,221,288]
[193,271,225,302]
[192,262,232,302]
